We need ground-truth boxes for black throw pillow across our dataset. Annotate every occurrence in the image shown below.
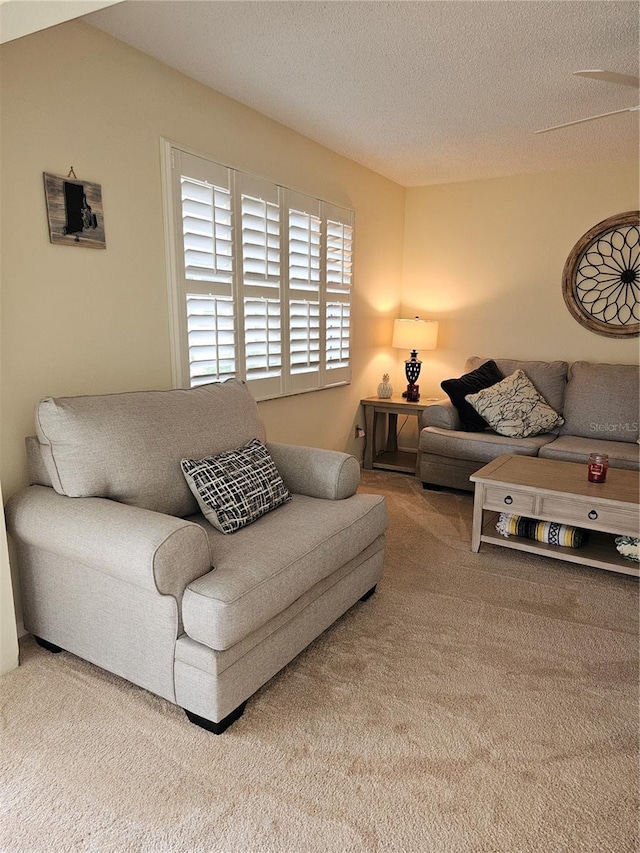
[441,360,504,431]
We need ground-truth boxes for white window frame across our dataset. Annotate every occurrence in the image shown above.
[161,139,353,400]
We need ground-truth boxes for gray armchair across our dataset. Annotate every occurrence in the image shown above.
[6,380,386,733]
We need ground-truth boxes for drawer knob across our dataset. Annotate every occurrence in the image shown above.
[588,509,598,520]
[504,495,513,505]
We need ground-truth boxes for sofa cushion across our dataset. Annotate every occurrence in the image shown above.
[560,362,639,443]
[539,435,640,471]
[465,357,568,414]
[35,380,266,517]
[420,426,556,463]
[181,439,291,534]
[465,370,564,438]
[182,492,387,650]
[440,360,503,431]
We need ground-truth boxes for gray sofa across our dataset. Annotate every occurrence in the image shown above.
[418,358,640,491]
[6,380,387,733]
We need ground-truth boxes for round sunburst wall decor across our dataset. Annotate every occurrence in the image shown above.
[562,211,640,338]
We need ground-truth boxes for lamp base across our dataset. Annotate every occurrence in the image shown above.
[402,383,420,402]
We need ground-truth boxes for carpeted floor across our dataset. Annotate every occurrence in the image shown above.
[1,470,638,852]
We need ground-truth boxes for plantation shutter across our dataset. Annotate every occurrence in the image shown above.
[174,150,236,387]
[289,212,321,292]
[286,191,322,393]
[238,174,283,399]
[166,142,353,397]
[324,205,353,384]
[186,295,235,386]
[289,300,320,370]
[181,178,233,282]
[325,302,350,370]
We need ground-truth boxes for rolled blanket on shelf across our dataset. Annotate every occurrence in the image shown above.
[496,513,589,548]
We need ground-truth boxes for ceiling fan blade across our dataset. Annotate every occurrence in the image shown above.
[573,70,640,88]
[535,105,640,134]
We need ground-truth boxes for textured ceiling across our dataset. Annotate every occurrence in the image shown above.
[84,0,639,187]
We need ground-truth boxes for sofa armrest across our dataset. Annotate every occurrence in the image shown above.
[420,399,461,431]
[5,485,212,600]
[266,442,360,500]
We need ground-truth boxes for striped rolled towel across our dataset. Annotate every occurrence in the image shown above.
[496,513,589,548]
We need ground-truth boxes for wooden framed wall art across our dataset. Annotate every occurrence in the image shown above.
[562,211,639,338]
[44,171,106,249]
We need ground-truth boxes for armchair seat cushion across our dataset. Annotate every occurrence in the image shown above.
[182,492,387,651]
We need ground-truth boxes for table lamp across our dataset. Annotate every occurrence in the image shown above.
[392,317,439,402]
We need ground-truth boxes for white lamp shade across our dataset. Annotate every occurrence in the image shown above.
[392,318,439,352]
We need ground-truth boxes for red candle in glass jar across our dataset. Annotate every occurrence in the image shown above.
[587,453,609,483]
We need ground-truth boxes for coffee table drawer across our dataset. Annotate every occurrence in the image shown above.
[484,486,535,515]
[540,496,638,534]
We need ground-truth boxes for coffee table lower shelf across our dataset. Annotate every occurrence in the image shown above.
[480,512,639,577]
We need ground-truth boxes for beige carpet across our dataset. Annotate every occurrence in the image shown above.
[1,471,638,853]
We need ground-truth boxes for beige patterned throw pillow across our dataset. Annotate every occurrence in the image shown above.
[465,369,564,438]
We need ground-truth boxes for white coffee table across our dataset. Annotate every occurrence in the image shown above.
[470,454,639,577]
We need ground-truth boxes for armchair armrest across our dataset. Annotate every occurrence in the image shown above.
[266,442,360,500]
[420,399,461,431]
[6,486,212,601]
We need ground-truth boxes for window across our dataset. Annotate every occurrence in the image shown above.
[163,143,354,400]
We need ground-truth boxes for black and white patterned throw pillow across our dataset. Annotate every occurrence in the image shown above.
[181,438,291,534]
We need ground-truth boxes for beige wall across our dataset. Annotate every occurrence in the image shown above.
[399,162,639,399]
[1,19,638,651]
[0,0,121,44]
[0,20,405,502]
